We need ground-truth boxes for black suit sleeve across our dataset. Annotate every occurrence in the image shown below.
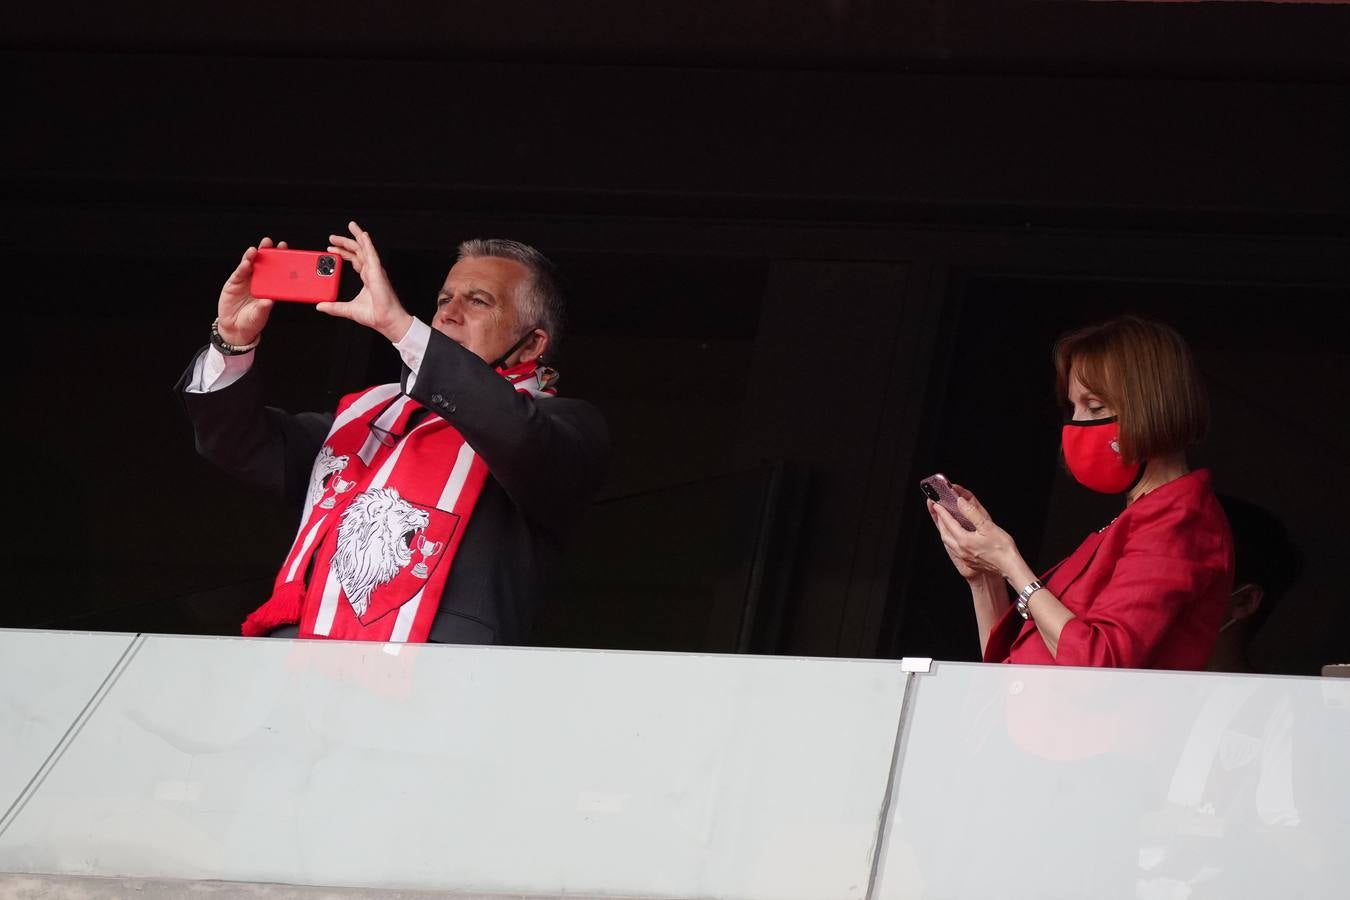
[175,347,335,512]
[406,330,610,536]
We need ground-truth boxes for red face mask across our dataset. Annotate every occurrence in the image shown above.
[1061,417,1144,494]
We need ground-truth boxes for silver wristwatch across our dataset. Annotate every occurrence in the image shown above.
[1015,579,1044,620]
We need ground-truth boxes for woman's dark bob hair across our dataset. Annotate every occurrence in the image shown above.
[1054,315,1209,463]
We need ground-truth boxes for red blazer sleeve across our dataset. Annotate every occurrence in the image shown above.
[1054,550,1213,667]
[1053,498,1231,669]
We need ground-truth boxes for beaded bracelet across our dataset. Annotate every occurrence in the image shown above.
[211,317,261,355]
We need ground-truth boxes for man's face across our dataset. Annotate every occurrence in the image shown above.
[433,256,539,364]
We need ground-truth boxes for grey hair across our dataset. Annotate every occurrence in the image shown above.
[456,238,566,354]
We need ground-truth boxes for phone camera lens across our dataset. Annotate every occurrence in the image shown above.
[921,484,939,501]
[317,255,336,276]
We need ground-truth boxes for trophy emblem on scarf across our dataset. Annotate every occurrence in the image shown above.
[412,534,443,578]
[321,476,356,509]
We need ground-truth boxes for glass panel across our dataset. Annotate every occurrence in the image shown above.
[0,635,908,900]
[0,629,135,814]
[875,662,1350,900]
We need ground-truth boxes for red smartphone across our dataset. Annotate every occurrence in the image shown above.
[249,248,343,303]
[920,473,977,532]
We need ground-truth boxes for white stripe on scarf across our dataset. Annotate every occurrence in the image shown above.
[388,441,479,643]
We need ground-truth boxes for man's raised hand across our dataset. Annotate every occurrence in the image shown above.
[318,221,414,343]
[217,237,286,346]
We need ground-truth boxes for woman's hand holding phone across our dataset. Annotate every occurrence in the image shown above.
[217,237,286,346]
[925,480,1020,583]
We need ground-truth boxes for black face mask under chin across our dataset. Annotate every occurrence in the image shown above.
[489,329,540,371]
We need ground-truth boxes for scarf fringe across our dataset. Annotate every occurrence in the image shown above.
[242,581,306,637]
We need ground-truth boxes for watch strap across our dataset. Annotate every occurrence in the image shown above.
[1015,579,1044,620]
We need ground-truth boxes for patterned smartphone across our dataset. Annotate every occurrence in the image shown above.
[919,473,977,531]
[250,248,343,303]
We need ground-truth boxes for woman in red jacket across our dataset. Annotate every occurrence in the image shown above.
[928,316,1233,669]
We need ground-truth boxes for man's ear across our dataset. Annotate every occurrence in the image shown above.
[519,329,550,364]
[1229,583,1265,621]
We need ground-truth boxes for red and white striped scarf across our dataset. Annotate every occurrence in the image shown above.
[241,361,556,643]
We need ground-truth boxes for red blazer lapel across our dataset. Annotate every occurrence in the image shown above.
[1042,528,1109,598]
[983,527,1109,663]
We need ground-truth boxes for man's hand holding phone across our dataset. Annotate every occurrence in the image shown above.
[217,237,287,347]
[218,222,413,350]
[317,221,415,344]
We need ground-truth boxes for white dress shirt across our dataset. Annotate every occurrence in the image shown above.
[185,318,434,394]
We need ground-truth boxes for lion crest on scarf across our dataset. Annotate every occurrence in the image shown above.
[333,487,430,617]
[305,446,351,510]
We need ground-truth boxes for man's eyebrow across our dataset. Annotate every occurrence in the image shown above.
[437,287,497,302]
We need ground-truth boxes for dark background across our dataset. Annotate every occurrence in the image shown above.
[3,1,1348,673]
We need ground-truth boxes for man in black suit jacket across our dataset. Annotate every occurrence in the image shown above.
[179,222,609,644]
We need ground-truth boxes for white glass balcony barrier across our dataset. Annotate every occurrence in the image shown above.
[0,632,908,899]
[873,661,1350,900]
[2,632,1348,899]
[0,630,137,820]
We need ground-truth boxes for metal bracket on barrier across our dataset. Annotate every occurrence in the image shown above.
[899,656,933,674]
